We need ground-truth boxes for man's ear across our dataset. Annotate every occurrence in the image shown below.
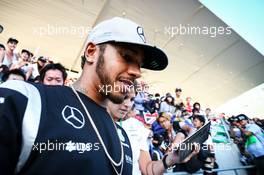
[84,43,97,63]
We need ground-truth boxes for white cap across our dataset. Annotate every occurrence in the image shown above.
[88,17,168,70]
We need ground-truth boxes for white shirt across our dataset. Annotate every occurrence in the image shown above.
[245,123,264,157]
[120,118,150,175]
[31,63,40,78]
[2,53,18,68]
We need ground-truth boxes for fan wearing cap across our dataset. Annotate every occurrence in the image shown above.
[0,17,170,175]
[0,44,6,65]
[159,93,176,114]
[237,114,264,174]
[228,116,242,139]
[30,56,50,78]
[10,49,34,80]
[0,38,19,68]
[226,116,248,160]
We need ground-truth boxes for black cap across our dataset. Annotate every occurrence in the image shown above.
[141,45,168,70]
[21,49,31,56]
[233,116,239,122]
[175,88,182,92]
[228,116,237,123]
[236,114,248,122]
[165,92,173,98]
[0,43,5,50]
[38,56,46,62]
[7,37,19,44]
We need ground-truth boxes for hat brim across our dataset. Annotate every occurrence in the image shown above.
[21,49,30,55]
[140,44,168,71]
[8,39,19,44]
[97,41,168,71]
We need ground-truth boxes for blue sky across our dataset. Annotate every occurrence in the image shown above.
[200,0,264,56]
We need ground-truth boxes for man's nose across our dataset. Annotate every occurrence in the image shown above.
[127,64,141,79]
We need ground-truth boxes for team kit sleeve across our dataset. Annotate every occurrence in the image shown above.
[0,81,28,174]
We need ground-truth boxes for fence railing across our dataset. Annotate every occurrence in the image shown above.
[164,165,255,175]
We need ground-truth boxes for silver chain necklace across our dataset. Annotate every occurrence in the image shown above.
[70,85,124,175]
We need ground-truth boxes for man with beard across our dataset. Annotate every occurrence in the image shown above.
[0,17,168,175]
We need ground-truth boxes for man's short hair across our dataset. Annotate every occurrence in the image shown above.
[2,69,26,82]
[205,108,211,111]
[193,115,206,124]
[157,112,171,124]
[40,63,67,82]
[81,55,86,69]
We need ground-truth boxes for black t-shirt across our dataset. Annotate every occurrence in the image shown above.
[0,80,132,175]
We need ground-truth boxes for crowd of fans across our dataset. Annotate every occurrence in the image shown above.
[131,82,264,174]
[227,114,264,175]
[1,36,264,175]
[0,37,67,85]
[132,84,218,174]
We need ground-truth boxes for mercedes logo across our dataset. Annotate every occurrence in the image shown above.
[137,26,146,43]
[61,105,85,129]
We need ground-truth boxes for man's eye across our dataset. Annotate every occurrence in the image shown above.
[122,54,132,62]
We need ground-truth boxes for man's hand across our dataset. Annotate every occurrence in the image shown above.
[145,143,200,175]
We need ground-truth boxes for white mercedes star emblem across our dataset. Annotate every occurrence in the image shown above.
[61,105,85,129]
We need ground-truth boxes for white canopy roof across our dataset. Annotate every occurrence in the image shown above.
[0,0,263,109]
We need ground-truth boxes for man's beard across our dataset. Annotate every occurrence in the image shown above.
[96,53,125,104]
